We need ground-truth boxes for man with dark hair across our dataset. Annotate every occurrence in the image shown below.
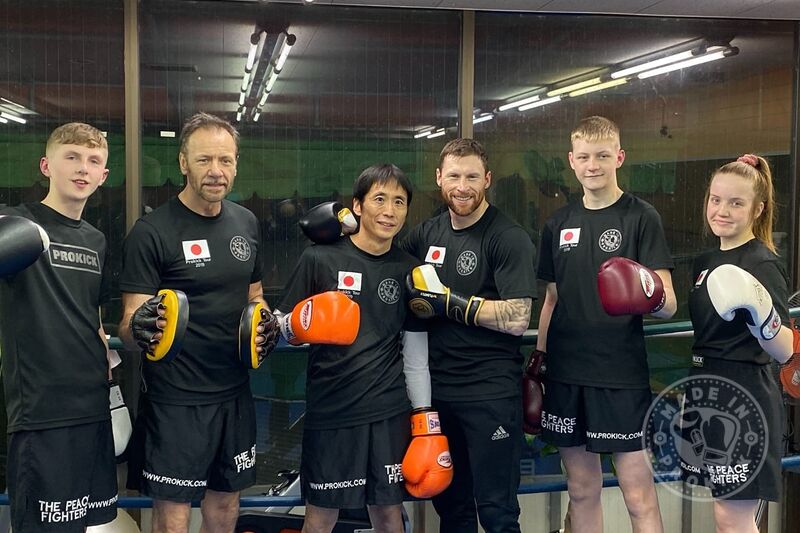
[401,138,536,533]
[277,164,440,533]
[118,112,269,533]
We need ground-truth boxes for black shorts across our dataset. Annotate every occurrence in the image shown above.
[127,387,257,502]
[301,411,410,509]
[680,359,783,501]
[541,380,651,453]
[7,420,117,533]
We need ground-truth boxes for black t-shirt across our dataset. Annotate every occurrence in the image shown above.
[538,192,674,389]
[400,205,537,401]
[119,197,263,404]
[277,237,421,430]
[689,239,789,365]
[0,202,110,432]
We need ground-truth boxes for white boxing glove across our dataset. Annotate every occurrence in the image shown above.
[109,381,132,457]
[706,264,781,340]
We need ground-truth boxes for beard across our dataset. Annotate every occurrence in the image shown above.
[441,188,484,217]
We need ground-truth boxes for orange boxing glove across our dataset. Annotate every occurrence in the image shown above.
[278,291,360,345]
[402,408,453,499]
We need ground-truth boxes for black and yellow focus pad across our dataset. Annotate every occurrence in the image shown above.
[130,289,189,363]
[238,302,280,369]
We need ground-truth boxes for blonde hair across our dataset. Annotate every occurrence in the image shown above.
[570,116,620,147]
[704,154,777,254]
[46,122,107,154]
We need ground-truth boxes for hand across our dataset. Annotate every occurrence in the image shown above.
[522,350,545,435]
[239,302,281,369]
[298,202,358,244]
[406,264,484,326]
[130,289,189,362]
[597,257,665,316]
[401,408,453,498]
[279,291,360,345]
[706,264,781,340]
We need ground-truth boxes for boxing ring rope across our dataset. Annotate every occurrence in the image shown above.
[1,314,793,509]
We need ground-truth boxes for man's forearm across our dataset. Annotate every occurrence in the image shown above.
[477,298,532,336]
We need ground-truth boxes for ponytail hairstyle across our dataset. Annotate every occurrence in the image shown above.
[704,154,776,253]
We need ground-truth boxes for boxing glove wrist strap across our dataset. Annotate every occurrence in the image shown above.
[747,307,781,341]
[410,408,441,437]
[525,349,546,377]
[446,291,485,326]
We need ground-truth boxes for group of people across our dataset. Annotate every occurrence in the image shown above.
[0,111,793,533]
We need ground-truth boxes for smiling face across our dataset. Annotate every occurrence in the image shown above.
[352,179,409,246]
[436,154,491,218]
[568,137,625,194]
[178,126,237,213]
[40,143,109,206]
[706,171,763,248]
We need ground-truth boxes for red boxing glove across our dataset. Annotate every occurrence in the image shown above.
[401,409,453,499]
[597,257,665,316]
[523,350,545,435]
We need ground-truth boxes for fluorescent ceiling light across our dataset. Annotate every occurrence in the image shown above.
[548,78,601,97]
[427,129,446,139]
[241,71,251,92]
[612,47,724,79]
[238,92,246,106]
[518,95,562,112]
[568,78,628,97]
[245,40,259,72]
[414,128,435,139]
[159,131,175,138]
[259,90,270,107]
[265,70,279,93]
[0,117,7,124]
[275,34,296,72]
[498,94,540,112]
[236,108,244,122]
[253,111,261,122]
[1,112,26,124]
[638,50,727,79]
[473,114,494,125]
[100,131,107,137]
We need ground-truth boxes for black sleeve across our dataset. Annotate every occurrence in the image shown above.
[99,244,112,306]
[637,206,674,271]
[752,259,790,323]
[251,218,265,284]
[119,219,163,295]
[398,224,421,259]
[276,247,318,313]
[536,219,555,282]
[490,226,537,300]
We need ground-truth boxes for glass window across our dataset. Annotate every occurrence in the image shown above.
[474,14,795,320]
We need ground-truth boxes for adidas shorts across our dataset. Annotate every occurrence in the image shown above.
[301,411,410,509]
[8,420,117,533]
[541,380,652,453]
[127,387,257,502]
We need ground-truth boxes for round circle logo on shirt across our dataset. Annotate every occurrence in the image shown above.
[456,250,478,276]
[598,229,622,252]
[229,236,251,262]
[643,374,768,502]
[378,278,400,305]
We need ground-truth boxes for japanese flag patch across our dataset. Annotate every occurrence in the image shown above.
[338,271,363,292]
[425,246,446,265]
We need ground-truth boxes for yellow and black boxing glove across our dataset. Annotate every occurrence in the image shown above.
[130,289,189,362]
[238,302,280,369]
[405,264,485,326]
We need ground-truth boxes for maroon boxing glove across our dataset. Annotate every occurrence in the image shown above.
[522,349,545,435]
[597,257,665,316]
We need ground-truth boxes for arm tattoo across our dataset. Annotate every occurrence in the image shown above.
[492,298,532,335]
